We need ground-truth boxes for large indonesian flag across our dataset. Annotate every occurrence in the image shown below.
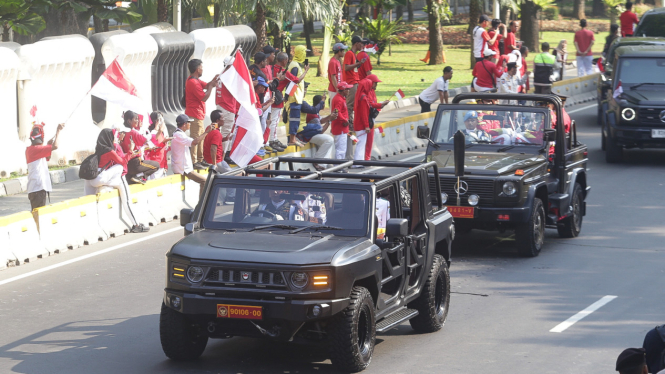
[221,50,263,167]
[89,58,151,122]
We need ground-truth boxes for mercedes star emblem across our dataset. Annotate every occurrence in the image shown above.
[660,110,665,123]
[454,181,469,195]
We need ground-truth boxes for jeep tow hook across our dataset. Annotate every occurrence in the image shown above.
[249,321,281,338]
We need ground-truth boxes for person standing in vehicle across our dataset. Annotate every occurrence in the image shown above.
[574,19,595,77]
[534,42,557,94]
[620,2,640,37]
[419,66,453,112]
[603,24,620,57]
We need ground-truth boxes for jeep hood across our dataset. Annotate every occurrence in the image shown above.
[431,150,546,176]
[622,90,665,106]
[169,230,370,265]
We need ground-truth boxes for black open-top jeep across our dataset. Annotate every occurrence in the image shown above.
[160,157,454,372]
[418,93,590,257]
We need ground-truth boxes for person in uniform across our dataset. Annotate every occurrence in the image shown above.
[290,192,327,224]
[375,190,391,240]
[457,111,491,142]
[615,347,648,374]
[256,190,291,220]
[498,62,528,104]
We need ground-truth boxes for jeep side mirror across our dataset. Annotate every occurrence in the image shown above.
[543,129,556,142]
[180,208,194,227]
[386,218,409,238]
[184,222,194,236]
[417,126,430,139]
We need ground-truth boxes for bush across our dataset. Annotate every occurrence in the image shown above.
[634,3,652,16]
[544,6,560,20]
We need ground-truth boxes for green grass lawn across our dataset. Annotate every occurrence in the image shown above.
[540,31,606,55]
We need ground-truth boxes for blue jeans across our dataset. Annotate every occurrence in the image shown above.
[288,103,301,135]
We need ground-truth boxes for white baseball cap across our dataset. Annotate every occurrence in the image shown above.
[484,49,497,57]
[223,56,235,66]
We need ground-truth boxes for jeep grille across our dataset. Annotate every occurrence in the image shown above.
[429,177,496,206]
[205,268,287,289]
[638,108,665,127]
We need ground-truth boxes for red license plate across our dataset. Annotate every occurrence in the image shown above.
[446,206,475,218]
[217,304,263,320]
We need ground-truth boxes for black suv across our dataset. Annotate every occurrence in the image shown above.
[600,45,665,162]
[634,7,665,37]
[418,93,590,257]
[160,158,454,372]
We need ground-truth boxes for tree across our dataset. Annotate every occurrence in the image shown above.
[425,0,447,65]
[573,0,585,19]
[521,0,540,53]
[356,14,404,64]
[0,0,46,42]
[407,0,413,21]
[467,0,482,68]
[592,0,605,16]
[603,0,623,24]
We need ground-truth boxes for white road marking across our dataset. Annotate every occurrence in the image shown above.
[549,295,617,333]
[567,103,597,114]
[0,226,182,288]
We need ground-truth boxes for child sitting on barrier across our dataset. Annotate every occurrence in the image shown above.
[144,111,171,180]
[84,128,150,233]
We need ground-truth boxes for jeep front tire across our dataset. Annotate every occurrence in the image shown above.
[160,302,208,361]
[408,254,450,333]
[328,286,376,373]
[516,198,545,257]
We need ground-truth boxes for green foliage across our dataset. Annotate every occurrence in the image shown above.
[423,0,452,22]
[354,15,405,60]
[532,0,556,10]
[0,0,47,37]
[543,5,559,20]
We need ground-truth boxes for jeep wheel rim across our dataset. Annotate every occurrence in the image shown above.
[434,270,447,318]
[534,213,544,248]
[573,196,582,232]
[357,307,371,357]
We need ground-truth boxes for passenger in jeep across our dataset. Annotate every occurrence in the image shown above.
[255,190,291,219]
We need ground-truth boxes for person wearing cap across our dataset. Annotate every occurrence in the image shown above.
[472,49,498,92]
[328,43,348,105]
[534,42,557,94]
[331,82,353,161]
[84,128,149,233]
[250,52,269,84]
[487,19,507,57]
[420,66,453,112]
[473,15,501,63]
[498,62,528,104]
[357,39,374,80]
[643,324,665,373]
[353,75,390,165]
[261,45,277,80]
[459,111,491,142]
[119,110,159,184]
[286,45,311,147]
[186,59,220,170]
[343,36,369,122]
[216,56,240,163]
[144,111,170,180]
[172,114,213,196]
[616,348,648,374]
[25,121,64,210]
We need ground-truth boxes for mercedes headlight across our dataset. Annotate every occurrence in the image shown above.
[468,194,479,206]
[502,181,517,196]
[621,108,636,121]
[291,272,309,289]
[441,192,448,204]
[186,266,205,283]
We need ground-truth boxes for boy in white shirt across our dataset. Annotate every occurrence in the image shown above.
[171,114,212,196]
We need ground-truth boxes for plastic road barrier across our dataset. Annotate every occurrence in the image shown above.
[0,211,48,264]
[0,47,26,178]
[97,189,132,238]
[67,194,110,244]
[34,201,82,253]
[89,30,129,124]
[146,175,184,223]
[0,227,17,270]
[225,25,257,64]
[128,183,160,227]
[134,22,177,35]
[16,35,99,166]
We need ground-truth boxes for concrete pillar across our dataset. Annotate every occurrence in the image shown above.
[173,0,181,31]
[493,0,500,19]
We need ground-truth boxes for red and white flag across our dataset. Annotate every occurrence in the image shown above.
[221,50,263,167]
[285,81,298,96]
[90,58,151,123]
[613,80,623,99]
[364,44,378,54]
[394,89,405,100]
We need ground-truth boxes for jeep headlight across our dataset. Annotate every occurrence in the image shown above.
[502,181,517,196]
[186,266,205,283]
[441,192,448,204]
[290,272,309,289]
[621,108,636,121]
[468,194,479,206]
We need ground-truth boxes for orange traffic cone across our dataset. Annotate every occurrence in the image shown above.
[420,50,430,64]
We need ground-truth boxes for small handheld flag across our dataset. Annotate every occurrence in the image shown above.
[395,89,405,100]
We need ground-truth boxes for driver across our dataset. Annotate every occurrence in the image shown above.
[457,111,491,142]
[290,192,327,224]
[256,190,291,220]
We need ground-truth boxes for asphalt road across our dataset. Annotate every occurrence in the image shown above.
[1,102,664,374]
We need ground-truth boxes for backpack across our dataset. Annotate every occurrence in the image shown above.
[79,153,101,180]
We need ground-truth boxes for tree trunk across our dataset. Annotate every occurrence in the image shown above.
[182,8,192,33]
[93,15,103,33]
[500,6,511,23]
[592,0,605,16]
[301,10,315,57]
[573,0,586,19]
[2,25,10,42]
[271,23,282,51]
[395,5,404,20]
[158,0,168,23]
[468,0,482,68]
[521,0,540,53]
[254,3,267,53]
[426,0,444,65]
[408,0,414,22]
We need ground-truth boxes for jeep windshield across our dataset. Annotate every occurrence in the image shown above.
[617,57,665,89]
[431,106,552,149]
[202,180,370,237]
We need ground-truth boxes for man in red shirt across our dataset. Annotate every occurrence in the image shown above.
[215,56,239,163]
[487,19,506,57]
[203,109,233,173]
[186,58,219,169]
[620,2,639,37]
[343,36,368,125]
[573,19,595,77]
[357,41,374,80]
[328,43,347,106]
[264,52,294,153]
[25,122,64,210]
[331,82,352,162]
[261,45,276,80]
[504,21,519,55]
[472,49,498,92]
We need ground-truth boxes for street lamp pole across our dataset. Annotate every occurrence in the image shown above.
[173,0,182,31]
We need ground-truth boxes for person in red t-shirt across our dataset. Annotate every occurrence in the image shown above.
[352,75,389,164]
[216,56,241,161]
[264,52,294,153]
[203,109,233,173]
[119,110,159,184]
[574,19,595,77]
[620,2,639,37]
[487,19,506,57]
[504,21,519,55]
[357,43,373,80]
[328,43,348,106]
[343,36,369,125]
[84,128,149,233]
[144,111,171,180]
[186,59,219,169]
[260,45,276,80]
[331,82,353,161]
[472,49,498,92]
[25,122,64,210]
